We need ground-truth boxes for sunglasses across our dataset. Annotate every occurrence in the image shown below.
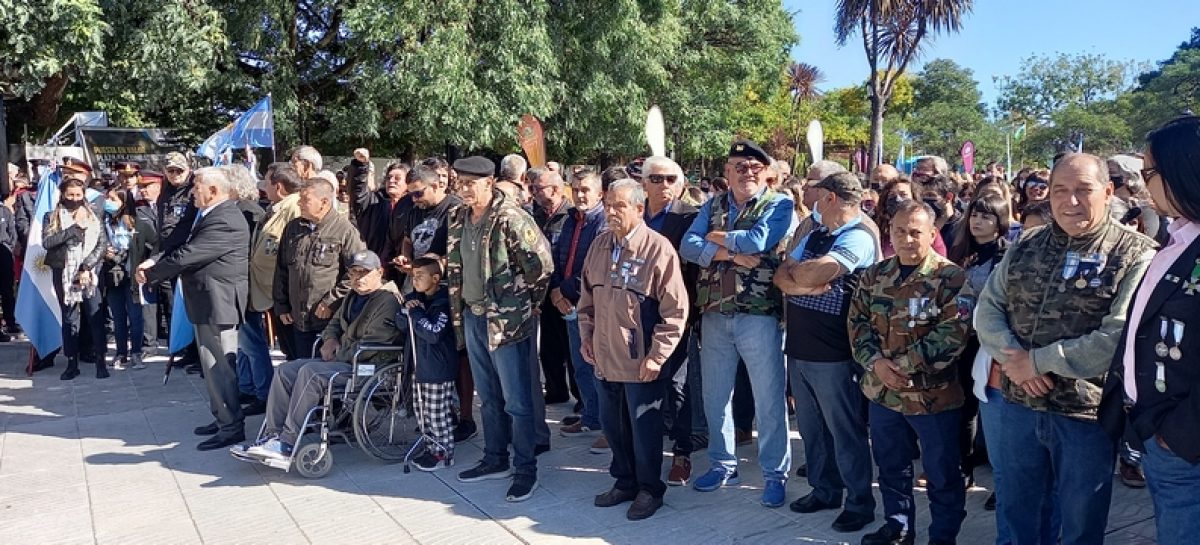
[734,162,765,175]
[166,168,185,175]
[1026,181,1047,190]
[1140,167,1159,182]
[409,189,425,198]
[647,174,678,184]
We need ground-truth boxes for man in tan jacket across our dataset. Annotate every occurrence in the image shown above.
[237,164,304,415]
[578,179,689,521]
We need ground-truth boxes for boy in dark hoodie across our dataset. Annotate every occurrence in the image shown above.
[403,256,460,471]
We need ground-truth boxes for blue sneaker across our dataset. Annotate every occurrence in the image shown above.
[761,479,786,508]
[247,438,293,461]
[692,467,739,492]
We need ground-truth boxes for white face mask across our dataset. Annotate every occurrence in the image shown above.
[811,201,822,224]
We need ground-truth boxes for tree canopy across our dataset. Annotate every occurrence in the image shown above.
[2,0,797,163]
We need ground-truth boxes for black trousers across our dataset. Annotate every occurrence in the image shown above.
[539,299,577,403]
[0,246,15,332]
[51,268,105,360]
[268,310,297,361]
[664,327,695,455]
[598,377,668,498]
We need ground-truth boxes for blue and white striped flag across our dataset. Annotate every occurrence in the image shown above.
[15,169,63,357]
[197,95,274,162]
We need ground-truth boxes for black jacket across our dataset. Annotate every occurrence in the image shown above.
[0,205,16,251]
[404,287,458,384]
[157,175,197,255]
[42,208,108,273]
[12,189,35,256]
[145,200,248,326]
[348,159,410,256]
[650,199,701,323]
[1100,233,1200,463]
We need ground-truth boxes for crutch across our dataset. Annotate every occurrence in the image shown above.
[401,305,450,473]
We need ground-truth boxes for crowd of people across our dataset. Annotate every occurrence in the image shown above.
[5,113,1200,544]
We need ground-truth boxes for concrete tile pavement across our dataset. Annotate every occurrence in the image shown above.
[0,342,1157,544]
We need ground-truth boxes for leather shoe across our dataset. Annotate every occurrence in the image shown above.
[534,443,550,456]
[789,492,842,514]
[241,399,267,416]
[194,422,220,436]
[626,491,663,521]
[831,510,874,533]
[184,363,202,375]
[594,487,639,507]
[197,433,245,451]
[238,392,258,404]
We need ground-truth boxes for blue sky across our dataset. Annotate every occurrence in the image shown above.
[786,0,1198,108]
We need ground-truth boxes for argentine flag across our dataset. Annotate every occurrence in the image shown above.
[197,95,274,162]
[15,170,63,357]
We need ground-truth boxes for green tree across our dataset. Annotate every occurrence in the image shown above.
[1128,28,1200,137]
[834,0,974,168]
[906,59,988,162]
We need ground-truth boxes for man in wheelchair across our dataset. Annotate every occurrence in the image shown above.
[236,250,403,462]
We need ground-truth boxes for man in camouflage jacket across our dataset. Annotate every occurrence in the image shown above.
[849,200,968,545]
[680,139,795,507]
[445,156,553,503]
[975,154,1155,545]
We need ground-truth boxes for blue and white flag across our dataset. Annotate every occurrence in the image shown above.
[15,169,63,357]
[197,95,274,162]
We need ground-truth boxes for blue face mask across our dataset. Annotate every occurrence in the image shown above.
[104,201,121,216]
[811,204,822,224]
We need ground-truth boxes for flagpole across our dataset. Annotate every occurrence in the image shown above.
[268,93,276,163]
[1005,129,1012,182]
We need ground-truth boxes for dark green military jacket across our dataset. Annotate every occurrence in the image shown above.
[694,188,790,318]
[273,210,366,333]
[850,252,969,415]
[446,189,554,351]
[976,219,1155,420]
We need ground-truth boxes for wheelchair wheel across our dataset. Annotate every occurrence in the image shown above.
[352,362,417,462]
[292,439,334,479]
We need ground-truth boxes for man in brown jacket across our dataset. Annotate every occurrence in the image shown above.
[578,179,689,521]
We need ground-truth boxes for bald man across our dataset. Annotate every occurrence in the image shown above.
[870,164,900,189]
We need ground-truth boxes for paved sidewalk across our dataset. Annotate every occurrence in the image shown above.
[0,342,1157,544]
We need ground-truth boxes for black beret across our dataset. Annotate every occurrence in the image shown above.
[728,139,770,164]
[452,156,496,177]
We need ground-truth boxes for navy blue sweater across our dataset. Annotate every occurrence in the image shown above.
[549,205,608,303]
[402,287,459,383]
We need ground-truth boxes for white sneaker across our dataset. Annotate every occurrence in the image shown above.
[111,355,127,370]
[247,438,292,461]
[130,354,146,370]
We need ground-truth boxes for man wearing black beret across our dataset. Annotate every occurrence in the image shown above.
[446,155,555,502]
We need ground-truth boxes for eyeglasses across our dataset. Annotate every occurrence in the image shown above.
[734,162,765,175]
[1026,181,1047,190]
[647,174,677,184]
[1140,167,1159,182]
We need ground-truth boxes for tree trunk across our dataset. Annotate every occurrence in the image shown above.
[30,73,69,129]
[868,92,885,168]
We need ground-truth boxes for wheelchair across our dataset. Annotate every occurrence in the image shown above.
[233,336,421,479]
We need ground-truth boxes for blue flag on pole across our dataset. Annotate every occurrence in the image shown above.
[168,279,194,353]
[15,170,64,357]
[197,95,274,162]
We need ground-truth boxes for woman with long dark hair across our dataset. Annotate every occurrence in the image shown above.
[101,187,146,370]
[43,176,109,380]
[947,194,1012,499]
[1102,115,1200,545]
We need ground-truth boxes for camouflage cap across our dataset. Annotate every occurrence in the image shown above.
[164,152,190,171]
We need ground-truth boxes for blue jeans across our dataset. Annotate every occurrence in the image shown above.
[565,318,601,429]
[107,280,143,357]
[464,310,537,477]
[1143,436,1200,545]
[237,311,273,400]
[788,358,875,516]
[869,403,965,542]
[700,312,790,481]
[987,390,1112,545]
[597,377,668,498]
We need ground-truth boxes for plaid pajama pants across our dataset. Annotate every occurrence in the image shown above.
[415,381,458,459]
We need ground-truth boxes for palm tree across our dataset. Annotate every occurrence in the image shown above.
[787,62,824,168]
[835,0,973,167]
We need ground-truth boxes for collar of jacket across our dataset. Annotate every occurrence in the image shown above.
[880,250,947,283]
[576,203,605,222]
[1048,213,1113,246]
[458,188,521,228]
[303,206,340,230]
